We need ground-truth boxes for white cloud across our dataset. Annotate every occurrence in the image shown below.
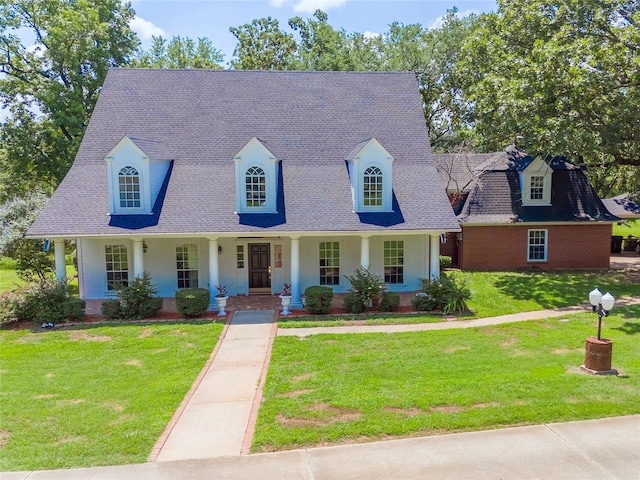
[270,0,347,14]
[130,16,165,41]
[427,9,480,30]
[363,31,380,39]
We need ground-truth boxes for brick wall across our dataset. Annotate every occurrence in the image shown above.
[459,224,611,271]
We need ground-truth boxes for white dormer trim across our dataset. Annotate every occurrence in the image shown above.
[347,138,394,213]
[234,138,279,214]
[105,136,172,215]
[520,156,552,206]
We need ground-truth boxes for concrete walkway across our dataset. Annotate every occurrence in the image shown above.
[4,416,639,479]
[151,310,277,461]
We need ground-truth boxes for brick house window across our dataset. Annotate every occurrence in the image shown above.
[528,229,547,262]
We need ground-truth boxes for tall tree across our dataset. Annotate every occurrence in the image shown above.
[132,35,224,69]
[229,17,296,70]
[463,0,640,195]
[0,0,138,199]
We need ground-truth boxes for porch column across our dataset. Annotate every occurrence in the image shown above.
[430,234,440,281]
[132,239,145,278]
[360,235,370,269]
[53,239,67,285]
[208,238,220,311]
[290,236,302,308]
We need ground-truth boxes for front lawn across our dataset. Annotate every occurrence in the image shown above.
[613,219,640,237]
[0,321,222,471]
[253,304,640,453]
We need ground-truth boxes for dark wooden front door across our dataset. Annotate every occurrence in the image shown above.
[249,244,271,292]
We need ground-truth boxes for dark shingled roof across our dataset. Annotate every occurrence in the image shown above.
[28,69,459,237]
[456,151,619,224]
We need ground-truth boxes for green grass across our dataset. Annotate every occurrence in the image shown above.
[0,257,78,295]
[253,304,640,453]
[0,321,223,471]
[613,219,640,237]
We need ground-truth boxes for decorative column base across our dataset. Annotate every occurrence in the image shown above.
[581,337,616,375]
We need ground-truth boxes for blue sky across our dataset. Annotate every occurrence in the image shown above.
[130,0,498,65]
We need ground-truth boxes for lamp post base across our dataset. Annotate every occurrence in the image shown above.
[582,337,614,374]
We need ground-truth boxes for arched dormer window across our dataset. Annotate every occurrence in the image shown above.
[245,166,266,207]
[363,166,383,207]
[119,166,141,208]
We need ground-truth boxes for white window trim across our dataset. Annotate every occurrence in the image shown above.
[527,229,548,262]
[348,138,394,213]
[383,239,404,284]
[105,244,130,292]
[176,243,199,289]
[234,138,279,214]
[319,241,340,286]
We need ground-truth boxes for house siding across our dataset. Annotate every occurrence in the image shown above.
[459,224,611,271]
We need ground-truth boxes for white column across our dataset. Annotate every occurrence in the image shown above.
[208,238,220,310]
[290,236,302,308]
[360,235,370,269]
[430,234,440,281]
[53,239,67,285]
[132,239,144,278]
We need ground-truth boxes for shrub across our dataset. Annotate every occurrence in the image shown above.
[7,279,68,324]
[440,256,452,269]
[304,286,334,314]
[101,299,122,320]
[412,293,436,311]
[118,272,161,320]
[379,291,400,312]
[175,288,210,317]
[416,275,472,315]
[443,278,471,315]
[344,267,385,305]
[0,291,20,325]
[63,298,86,321]
[343,293,367,313]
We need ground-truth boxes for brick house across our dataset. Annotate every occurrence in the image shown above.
[435,148,618,270]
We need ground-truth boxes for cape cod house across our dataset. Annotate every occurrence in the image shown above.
[27,69,460,308]
[435,148,619,270]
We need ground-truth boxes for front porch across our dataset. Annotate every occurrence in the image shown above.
[83,291,422,317]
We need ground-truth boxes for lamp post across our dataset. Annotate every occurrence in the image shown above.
[582,288,616,374]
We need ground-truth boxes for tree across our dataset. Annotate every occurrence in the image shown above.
[463,0,640,196]
[0,0,139,199]
[229,17,296,70]
[0,193,53,281]
[132,35,224,69]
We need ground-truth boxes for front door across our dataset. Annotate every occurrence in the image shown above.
[249,243,271,293]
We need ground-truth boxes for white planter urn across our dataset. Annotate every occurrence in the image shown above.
[279,295,292,315]
[215,296,228,316]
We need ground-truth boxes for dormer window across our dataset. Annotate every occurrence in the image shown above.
[234,138,278,214]
[246,166,267,207]
[363,166,383,207]
[105,136,172,215]
[346,138,394,213]
[520,156,552,206]
[119,166,141,208]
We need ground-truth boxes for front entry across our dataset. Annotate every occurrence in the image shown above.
[249,243,271,293]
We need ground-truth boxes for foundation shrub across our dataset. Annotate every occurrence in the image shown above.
[62,298,86,321]
[379,291,400,312]
[175,288,210,317]
[343,293,367,313]
[304,286,333,314]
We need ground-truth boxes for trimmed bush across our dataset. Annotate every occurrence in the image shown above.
[10,279,67,324]
[101,299,122,320]
[379,291,400,312]
[412,293,436,311]
[63,298,86,321]
[138,297,164,318]
[117,272,161,320]
[440,256,452,269]
[175,288,211,317]
[343,293,367,313]
[304,286,334,314]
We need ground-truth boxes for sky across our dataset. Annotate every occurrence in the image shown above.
[129,0,498,64]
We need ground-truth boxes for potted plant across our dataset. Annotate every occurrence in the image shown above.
[279,283,292,315]
[215,285,228,316]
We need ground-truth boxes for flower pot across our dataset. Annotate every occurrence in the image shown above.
[279,295,292,315]
[215,296,228,316]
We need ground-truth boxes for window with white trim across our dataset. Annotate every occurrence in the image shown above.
[528,229,548,262]
[363,166,383,207]
[118,166,141,208]
[319,242,340,285]
[384,240,404,284]
[105,245,129,290]
[245,166,266,207]
[176,244,198,288]
[530,175,544,201]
